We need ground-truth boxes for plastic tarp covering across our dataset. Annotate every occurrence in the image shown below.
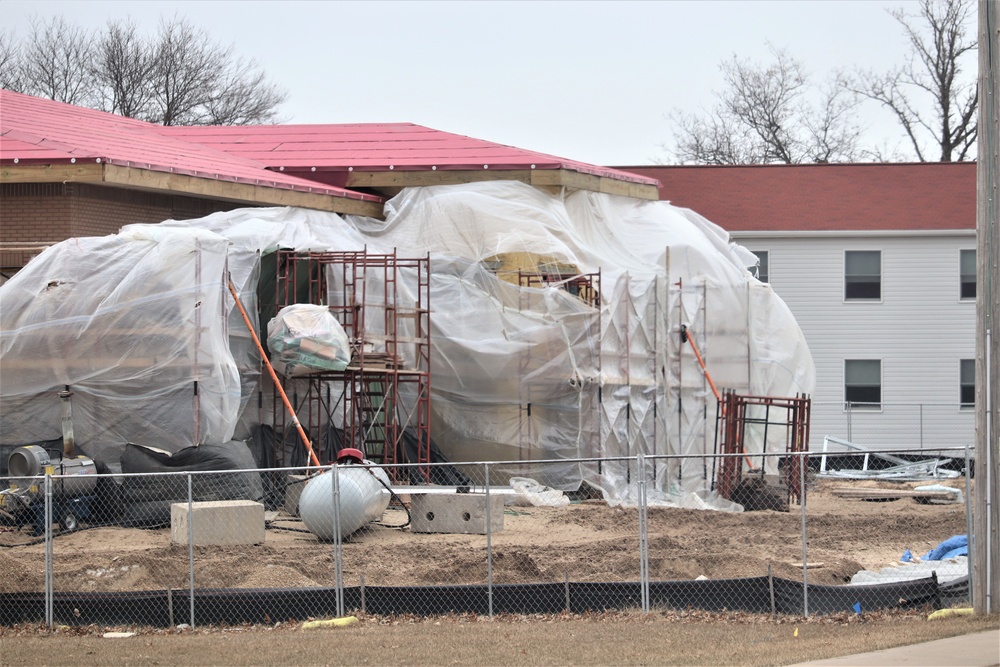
[0,182,814,506]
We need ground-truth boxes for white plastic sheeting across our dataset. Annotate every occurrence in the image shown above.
[0,181,814,503]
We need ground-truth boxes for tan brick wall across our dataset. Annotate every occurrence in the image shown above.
[1,183,251,271]
[0,184,73,244]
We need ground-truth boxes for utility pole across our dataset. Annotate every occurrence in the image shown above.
[973,0,1000,616]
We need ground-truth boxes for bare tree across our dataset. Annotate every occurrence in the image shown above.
[204,56,287,126]
[5,15,287,126]
[92,19,157,119]
[148,17,287,126]
[0,30,25,92]
[668,46,863,164]
[852,0,977,162]
[19,16,97,106]
[149,18,221,125]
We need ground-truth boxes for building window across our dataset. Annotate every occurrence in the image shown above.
[845,359,881,408]
[960,359,975,407]
[750,250,769,283]
[845,251,881,300]
[960,249,976,300]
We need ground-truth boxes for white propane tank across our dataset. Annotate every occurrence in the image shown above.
[298,448,391,540]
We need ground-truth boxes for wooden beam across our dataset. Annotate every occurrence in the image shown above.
[1,163,104,183]
[346,167,659,201]
[102,164,384,217]
[346,169,534,188]
[830,487,957,502]
[529,169,659,201]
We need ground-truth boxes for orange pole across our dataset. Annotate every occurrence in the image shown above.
[682,324,756,470]
[684,330,722,405]
[228,279,322,468]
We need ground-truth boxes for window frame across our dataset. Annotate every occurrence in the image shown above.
[749,250,769,283]
[844,359,882,410]
[960,358,975,408]
[844,250,882,301]
[960,249,976,301]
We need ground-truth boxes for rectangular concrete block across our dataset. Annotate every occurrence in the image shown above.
[171,500,265,546]
[410,493,503,534]
[283,474,309,517]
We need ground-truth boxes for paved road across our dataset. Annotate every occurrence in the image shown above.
[786,629,1000,667]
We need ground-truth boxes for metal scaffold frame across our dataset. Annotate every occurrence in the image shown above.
[714,390,812,505]
[270,249,431,479]
[515,268,601,467]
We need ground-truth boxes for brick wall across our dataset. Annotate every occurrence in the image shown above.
[1,183,251,271]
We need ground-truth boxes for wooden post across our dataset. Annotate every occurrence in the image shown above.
[973,0,1000,616]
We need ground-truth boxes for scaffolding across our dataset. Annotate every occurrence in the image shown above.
[515,269,601,468]
[714,390,812,505]
[270,249,431,477]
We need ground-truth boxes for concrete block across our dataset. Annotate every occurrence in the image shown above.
[170,500,265,546]
[410,493,503,534]
[284,474,310,516]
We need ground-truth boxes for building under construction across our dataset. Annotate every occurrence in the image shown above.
[0,91,815,508]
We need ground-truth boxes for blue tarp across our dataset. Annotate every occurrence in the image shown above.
[902,535,968,562]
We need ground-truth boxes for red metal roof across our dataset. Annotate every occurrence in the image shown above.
[0,90,381,202]
[158,123,659,185]
[617,163,975,232]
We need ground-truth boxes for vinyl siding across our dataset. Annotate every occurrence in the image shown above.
[735,232,976,453]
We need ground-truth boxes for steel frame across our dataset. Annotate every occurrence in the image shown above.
[270,249,431,478]
[714,390,812,505]
[514,269,601,466]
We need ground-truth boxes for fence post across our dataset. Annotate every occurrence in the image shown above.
[485,462,494,619]
[44,472,53,630]
[331,463,344,619]
[187,473,195,628]
[799,453,809,618]
[965,445,975,606]
[846,403,852,442]
[638,453,649,613]
[919,404,924,450]
[768,563,776,620]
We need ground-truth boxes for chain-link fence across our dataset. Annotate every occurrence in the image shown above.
[811,402,975,455]
[0,448,975,628]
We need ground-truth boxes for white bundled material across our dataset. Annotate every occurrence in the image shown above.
[913,484,963,504]
[509,477,571,507]
[267,304,351,376]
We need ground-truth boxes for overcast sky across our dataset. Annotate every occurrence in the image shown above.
[3,0,950,166]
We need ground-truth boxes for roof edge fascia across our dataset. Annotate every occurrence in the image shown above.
[344,168,660,200]
[729,229,975,238]
[1,162,386,217]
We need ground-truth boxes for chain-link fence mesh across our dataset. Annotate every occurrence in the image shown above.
[811,402,975,455]
[0,448,975,627]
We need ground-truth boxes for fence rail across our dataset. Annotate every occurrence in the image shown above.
[810,402,975,453]
[0,449,975,628]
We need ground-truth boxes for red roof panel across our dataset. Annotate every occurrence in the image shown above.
[160,124,657,184]
[616,163,975,232]
[0,90,381,201]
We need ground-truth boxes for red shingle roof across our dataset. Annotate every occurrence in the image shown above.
[158,123,658,185]
[617,163,976,232]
